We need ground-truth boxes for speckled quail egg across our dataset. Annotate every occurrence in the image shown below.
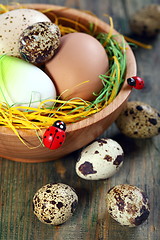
[116,101,160,138]
[106,184,150,227]
[130,4,160,37]
[33,183,78,225]
[0,8,51,57]
[75,138,124,180]
[19,22,61,64]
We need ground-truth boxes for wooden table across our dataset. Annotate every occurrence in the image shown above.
[0,0,159,239]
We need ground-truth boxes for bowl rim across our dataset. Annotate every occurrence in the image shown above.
[1,4,137,135]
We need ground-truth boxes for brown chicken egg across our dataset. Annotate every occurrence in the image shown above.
[45,32,109,101]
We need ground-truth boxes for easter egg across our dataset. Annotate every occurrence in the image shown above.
[76,138,124,180]
[19,22,61,64]
[115,101,160,138]
[0,9,51,57]
[45,32,109,101]
[106,184,150,227]
[33,183,78,225]
[0,55,56,108]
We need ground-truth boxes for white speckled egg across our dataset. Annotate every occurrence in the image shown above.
[19,22,61,64]
[75,138,124,180]
[116,101,160,138]
[33,183,78,225]
[106,184,150,227]
[0,9,51,57]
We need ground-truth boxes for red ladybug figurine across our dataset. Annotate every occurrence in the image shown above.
[127,76,144,89]
[43,120,66,150]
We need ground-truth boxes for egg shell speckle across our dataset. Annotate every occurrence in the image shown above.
[116,101,160,138]
[0,9,51,57]
[19,22,61,64]
[75,138,124,180]
[33,183,78,225]
[106,184,150,227]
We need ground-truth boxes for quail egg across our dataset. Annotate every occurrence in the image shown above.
[130,4,160,37]
[75,138,124,180]
[33,183,78,225]
[116,101,160,138]
[106,184,150,227]
[19,22,61,64]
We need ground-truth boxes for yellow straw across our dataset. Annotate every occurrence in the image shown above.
[124,36,152,49]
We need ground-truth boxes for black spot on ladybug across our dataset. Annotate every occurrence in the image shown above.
[56,136,60,139]
[79,161,97,175]
[71,200,78,213]
[44,136,46,138]
[55,129,58,132]
[59,142,62,145]
[62,135,65,138]
[50,133,53,136]
[148,118,157,125]
[136,105,143,111]
[113,155,124,166]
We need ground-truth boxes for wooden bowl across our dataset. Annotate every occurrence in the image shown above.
[0,4,136,162]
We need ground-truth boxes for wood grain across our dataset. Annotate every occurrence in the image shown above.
[0,0,160,239]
